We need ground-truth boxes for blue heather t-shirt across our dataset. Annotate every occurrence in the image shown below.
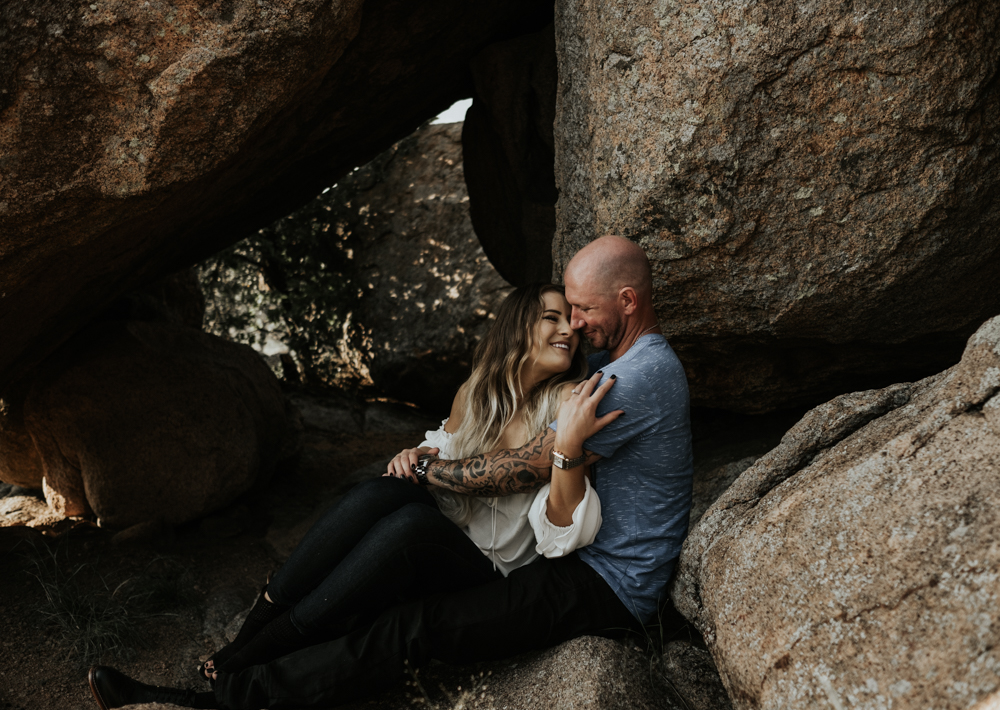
[550,334,693,623]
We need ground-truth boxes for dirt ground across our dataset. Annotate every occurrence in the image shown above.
[0,398,428,710]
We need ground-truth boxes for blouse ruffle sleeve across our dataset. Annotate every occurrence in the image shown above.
[527,477,602,558]
[419,419,454,460]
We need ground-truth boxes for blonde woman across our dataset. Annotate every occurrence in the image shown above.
[88,284,618,710]
[387,284,605,575]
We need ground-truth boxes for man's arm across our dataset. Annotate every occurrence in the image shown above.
[425,428,556,496]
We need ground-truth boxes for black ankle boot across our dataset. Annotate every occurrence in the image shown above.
[89,666,218,709]
[218,609,313,674]
[200,584,289,681]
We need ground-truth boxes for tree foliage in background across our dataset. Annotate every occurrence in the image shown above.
[197,134,418,392]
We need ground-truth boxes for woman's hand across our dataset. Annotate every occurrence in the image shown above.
[554,371,623,456]
[385,446,439,481]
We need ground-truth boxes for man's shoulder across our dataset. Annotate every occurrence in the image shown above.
[601,337,684,382]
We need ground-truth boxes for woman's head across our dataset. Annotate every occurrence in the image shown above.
[479,284,584,386]
[451,284,588,459]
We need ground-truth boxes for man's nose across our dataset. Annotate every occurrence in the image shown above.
[570,309,585,330]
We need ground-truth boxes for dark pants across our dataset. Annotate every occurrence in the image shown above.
[265,477,501,639]
[215,479,640,709]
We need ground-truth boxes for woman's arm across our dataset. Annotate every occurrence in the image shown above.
[546,372,622,526]
[385,381,468,478]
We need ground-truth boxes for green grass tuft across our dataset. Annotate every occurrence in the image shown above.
[23,540,189,667]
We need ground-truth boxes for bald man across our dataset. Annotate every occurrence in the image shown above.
[88,236,694,710]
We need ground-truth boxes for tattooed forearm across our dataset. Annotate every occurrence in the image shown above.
[427,429,555,496]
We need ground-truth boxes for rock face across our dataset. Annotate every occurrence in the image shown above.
[553,0,1000,411]
[18,321,301,528]
[348,123,513,412]
[198,122,512,412]
[673,315,1000,709]
[463,24,558,286]
[0,0,551,393]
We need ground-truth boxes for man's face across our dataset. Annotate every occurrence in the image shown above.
[564,271,625,351]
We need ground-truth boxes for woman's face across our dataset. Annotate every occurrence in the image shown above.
[527,290,580,379]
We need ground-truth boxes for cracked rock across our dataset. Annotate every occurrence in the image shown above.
[672,315,1000,709]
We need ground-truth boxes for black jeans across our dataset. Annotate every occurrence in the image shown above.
[265,476,502,639]
[215,529,641,708]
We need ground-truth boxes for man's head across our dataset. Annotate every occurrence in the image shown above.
[563,235,655,353]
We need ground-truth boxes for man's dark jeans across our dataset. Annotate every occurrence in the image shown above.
[216,477,640,709]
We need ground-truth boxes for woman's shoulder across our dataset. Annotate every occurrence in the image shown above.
[444,380,471,434]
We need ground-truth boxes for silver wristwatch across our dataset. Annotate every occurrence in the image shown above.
[552,450,587,470]
[413,453,438,485]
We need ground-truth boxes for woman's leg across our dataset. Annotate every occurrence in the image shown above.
[204,477,434,678]
[219,500,501,673]
[266,476,438,606]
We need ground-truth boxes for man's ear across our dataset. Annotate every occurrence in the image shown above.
[618,287,639,315]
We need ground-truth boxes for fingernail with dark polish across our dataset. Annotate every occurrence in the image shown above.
[596,370,603,375]
[610,374,617,380]
[410,464,416,470]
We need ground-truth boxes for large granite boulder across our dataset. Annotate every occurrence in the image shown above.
[672,315,1000,709]
[0,0,551,393]
[16,321,301,528]
[198,122,512,413]
[348,123,512,412]
[553,0,1000,411]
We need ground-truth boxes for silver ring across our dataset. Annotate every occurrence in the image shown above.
[571,389,580,395]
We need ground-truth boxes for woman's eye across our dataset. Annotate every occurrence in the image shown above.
[544,316,558,322]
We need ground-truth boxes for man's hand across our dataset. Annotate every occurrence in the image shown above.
[385,446,439,481]
[425,429,556,496]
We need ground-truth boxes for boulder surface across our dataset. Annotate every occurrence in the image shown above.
[20,321,301,528]
[673,315,1000,709]
[347,123,513,412]
[0,0,550,392]
[553,0,1000,411]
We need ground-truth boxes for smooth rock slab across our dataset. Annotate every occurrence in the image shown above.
[673,316,1000,709]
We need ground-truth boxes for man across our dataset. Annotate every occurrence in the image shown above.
[88,235,693,710]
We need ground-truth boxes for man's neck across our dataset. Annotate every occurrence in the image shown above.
[608,319,660,362]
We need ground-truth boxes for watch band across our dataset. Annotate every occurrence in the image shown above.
[552,450,587,470]
[413,453,438,485]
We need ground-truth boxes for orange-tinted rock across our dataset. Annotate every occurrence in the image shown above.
[22,321,301,528]
[0,0,552,392]
[553,0,1000,411]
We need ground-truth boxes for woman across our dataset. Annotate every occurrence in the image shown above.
[185,283,614,684]
[385,282,603,575]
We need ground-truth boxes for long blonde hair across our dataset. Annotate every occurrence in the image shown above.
[450,283,588,460]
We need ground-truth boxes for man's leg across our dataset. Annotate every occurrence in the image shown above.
[214,553,641,710]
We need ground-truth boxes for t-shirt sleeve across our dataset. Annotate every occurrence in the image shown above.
[548,367,662,459]
[577,373,658,458]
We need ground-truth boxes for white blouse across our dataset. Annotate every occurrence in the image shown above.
[420,419,602,577]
